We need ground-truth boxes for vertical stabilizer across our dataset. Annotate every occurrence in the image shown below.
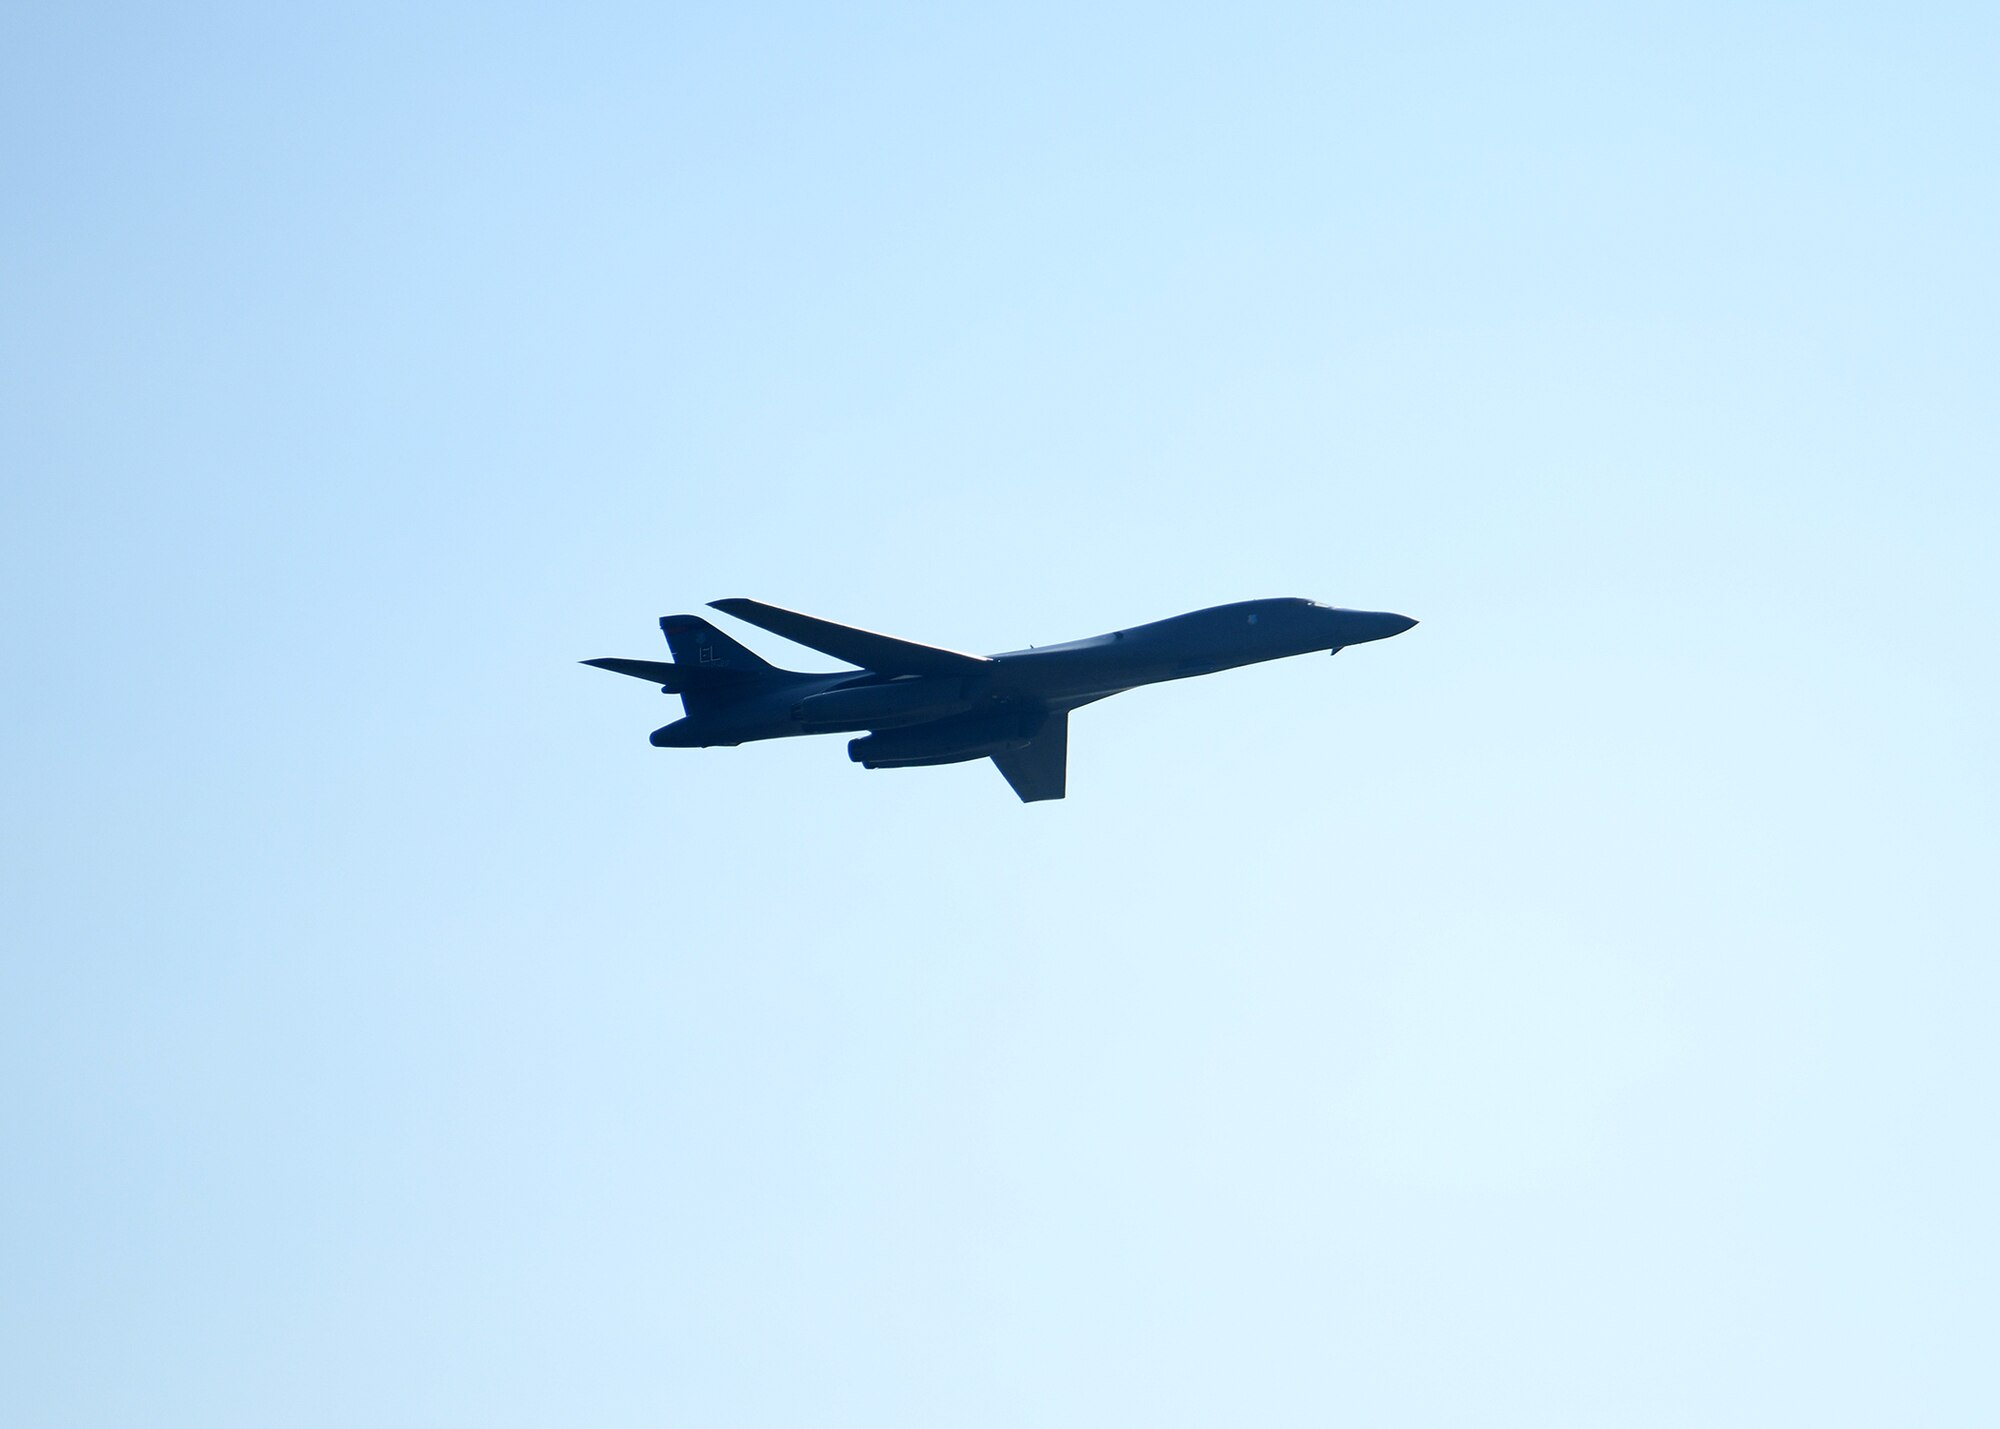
[658,615,774,715]
[659,615,773,673]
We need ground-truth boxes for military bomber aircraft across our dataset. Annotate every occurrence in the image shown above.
[585,597,1416,802]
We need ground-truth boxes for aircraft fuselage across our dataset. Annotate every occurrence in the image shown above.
[643,598,1415,749]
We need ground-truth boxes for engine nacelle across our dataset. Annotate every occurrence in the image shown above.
[848,711,1042,767]
[792,679,973,732]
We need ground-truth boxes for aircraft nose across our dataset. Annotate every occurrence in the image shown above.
[1335,609,1418,644]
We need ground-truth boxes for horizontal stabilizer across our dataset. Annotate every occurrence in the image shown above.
[709,598,994,676]
[581,657,749,692]
[992,711,1068,802]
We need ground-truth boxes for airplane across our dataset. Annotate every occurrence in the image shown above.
[584,597,1417,802]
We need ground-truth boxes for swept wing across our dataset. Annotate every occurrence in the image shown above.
[709,598,993,676]
[992,711,1068,802]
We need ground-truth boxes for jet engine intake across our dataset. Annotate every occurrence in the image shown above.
[848,710,1043,768]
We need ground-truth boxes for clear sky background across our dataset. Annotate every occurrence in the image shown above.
[3,4,1995,1425]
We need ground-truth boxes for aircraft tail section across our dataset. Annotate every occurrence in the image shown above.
[657,615,778,715]
[581,657,753,694]
[660,615,774,673]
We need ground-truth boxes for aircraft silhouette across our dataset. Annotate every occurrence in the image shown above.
[585,597,1416,802]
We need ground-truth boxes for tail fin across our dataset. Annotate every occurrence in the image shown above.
[657,615,778,717]
[659,615,775,674]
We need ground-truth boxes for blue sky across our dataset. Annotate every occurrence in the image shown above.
[4,4,1995,1425]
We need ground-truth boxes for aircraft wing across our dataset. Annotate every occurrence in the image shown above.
[709,598,994,676]
[992,711,1068,803]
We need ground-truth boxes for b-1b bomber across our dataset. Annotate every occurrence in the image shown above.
[584,597,1416,802]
